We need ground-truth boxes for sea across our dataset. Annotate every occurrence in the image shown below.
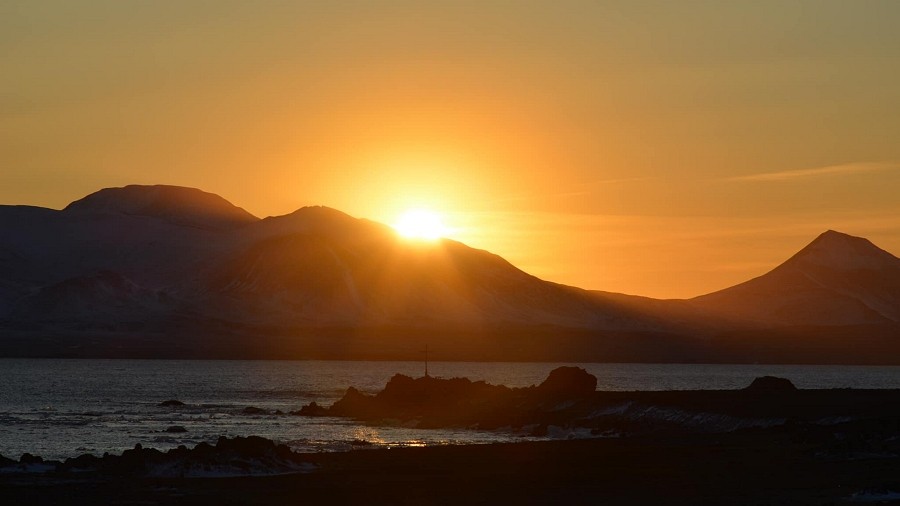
[2,359,900,461]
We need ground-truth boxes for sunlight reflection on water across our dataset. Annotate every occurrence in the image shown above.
[1,359,899,460]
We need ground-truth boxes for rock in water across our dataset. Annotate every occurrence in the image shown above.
[536,367,597,398]
[744,376,797,393]
[159,399,185,407]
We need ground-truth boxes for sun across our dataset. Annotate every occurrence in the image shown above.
[393,208,449,240]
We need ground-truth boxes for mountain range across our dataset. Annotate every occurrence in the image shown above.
[1,185,898,363]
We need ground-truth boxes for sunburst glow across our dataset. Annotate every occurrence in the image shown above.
[393,208,448,240]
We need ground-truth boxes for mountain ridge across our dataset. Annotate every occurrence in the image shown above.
[64,184,259,230]
[1,184,898,363]
[691,230,900,325]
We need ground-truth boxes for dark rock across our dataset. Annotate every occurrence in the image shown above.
[536,367,597,398]
[0,454,16,468]
[216,435,277,457]
[165,425,188,433]
[329,387,377,417]
[295,401,329,416]
[167,445,189,457]
[62,453,100,471]
[316,368,598,428]
[192,441,214,457]
[118,444,149,474]
[23,436,313,478]
[744,376,797,393]
[20,453,43,464]
[242,406,267,415]
[159,399,185,407]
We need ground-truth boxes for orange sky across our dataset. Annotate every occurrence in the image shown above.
[2,1,900,298]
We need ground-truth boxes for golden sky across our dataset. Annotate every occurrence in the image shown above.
[3,1,900,298]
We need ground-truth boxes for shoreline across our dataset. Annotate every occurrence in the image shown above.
[5,370,900,504]
[3,433,900,505]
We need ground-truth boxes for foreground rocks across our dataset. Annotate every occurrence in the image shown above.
[4,370,900,505]
[4,433,900,505]
[0,436,313,477]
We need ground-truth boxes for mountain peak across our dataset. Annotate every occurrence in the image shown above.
[789,230,899,271]
[283,205,354,221]
[64,185,259,230]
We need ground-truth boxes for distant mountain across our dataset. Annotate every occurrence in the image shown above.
[1,185,898,363]
[64,185,258,230]
[206,227,640,328]
[691,230,900,326]
[0,185,661,342]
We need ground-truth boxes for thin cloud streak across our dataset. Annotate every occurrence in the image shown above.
[726,162,899,183]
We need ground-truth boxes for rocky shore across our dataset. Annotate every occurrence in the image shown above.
[4,368,900,504]
[297,367,900,439]
[0,436,313,478]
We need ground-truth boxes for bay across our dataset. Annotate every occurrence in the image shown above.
[2,359,900,461]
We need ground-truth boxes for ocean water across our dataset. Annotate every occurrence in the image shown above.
[2,359,900,461]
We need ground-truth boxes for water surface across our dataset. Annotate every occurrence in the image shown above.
[2,359,899,460]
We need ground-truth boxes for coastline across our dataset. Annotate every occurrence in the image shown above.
[3,433,899,505]
[5,369,900,504]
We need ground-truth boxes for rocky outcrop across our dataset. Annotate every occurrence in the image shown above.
[0,436,314,477]
[744,376,797,393]
[535,366,597,398]
[296,370,900,438]
[299,367,597,429]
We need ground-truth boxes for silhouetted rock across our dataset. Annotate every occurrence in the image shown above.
[242,406,266,415]
[21,437,314,477]
[294,401,328,416]
[159,399,185,407]
[0,454,16,468]
[19,453,43,465]
[744,376,797,393]
[536,367,597,398]
[303,368,598,429]
[329,387,377,417]
[61,453,100,471]
[166,425,188,433]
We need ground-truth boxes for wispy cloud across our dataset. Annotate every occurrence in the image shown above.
[726,161,899,183]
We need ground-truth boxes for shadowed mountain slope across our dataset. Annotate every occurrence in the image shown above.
[0,186,659,334]
[1,186,898,362]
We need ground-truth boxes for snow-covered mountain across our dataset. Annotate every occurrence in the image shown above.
[691,230,900,326]
[0,185,652,332]
[64,184,258,230]
[1,185,898,362]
